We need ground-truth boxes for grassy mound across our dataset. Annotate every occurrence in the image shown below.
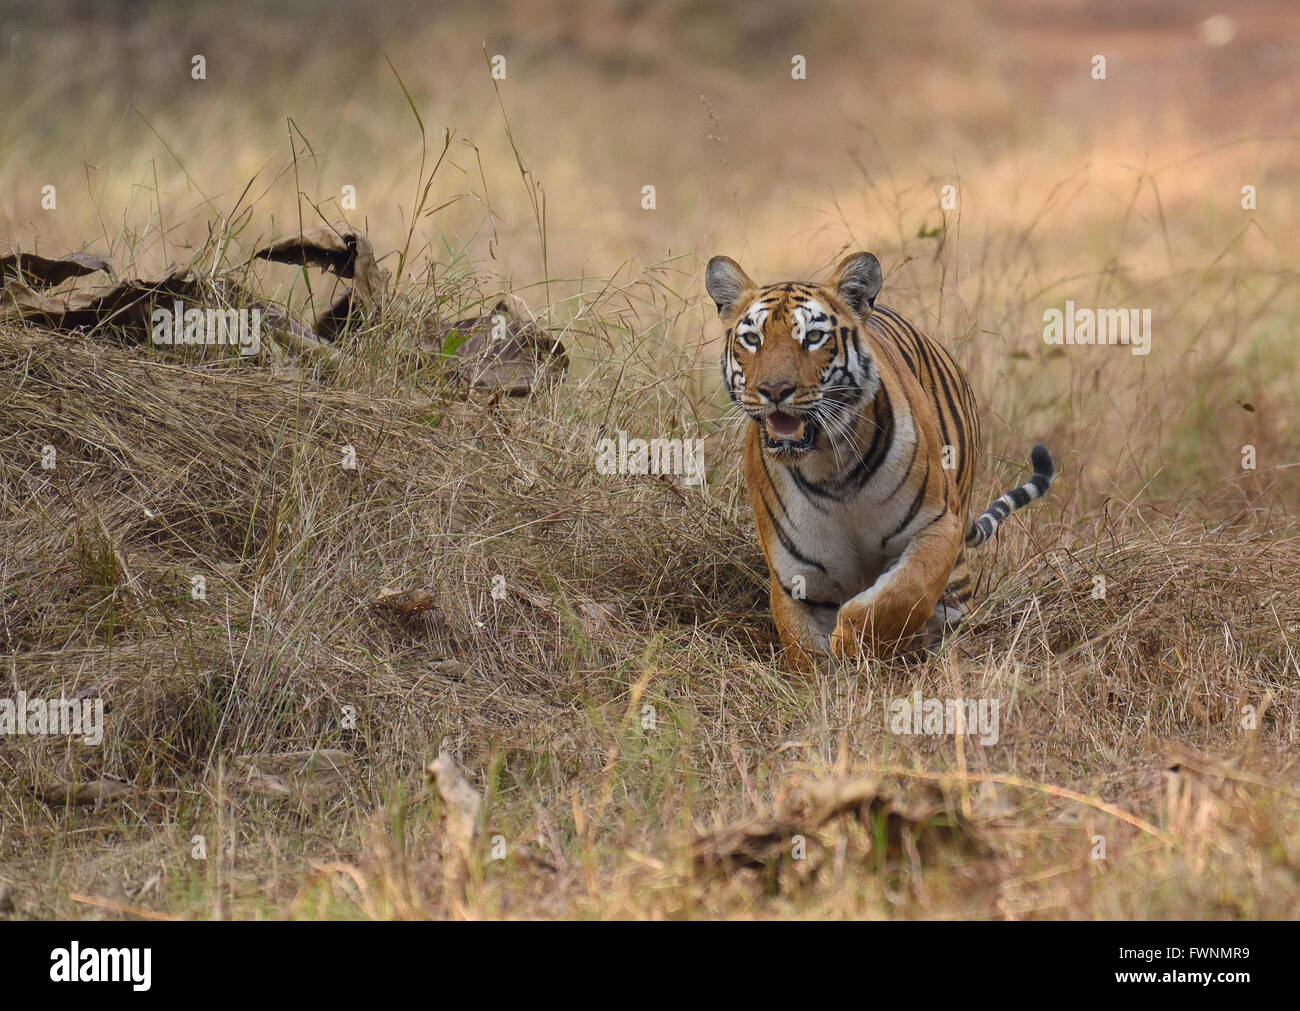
[1,302,1296,918]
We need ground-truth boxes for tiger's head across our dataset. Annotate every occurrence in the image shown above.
[706,251,883,462]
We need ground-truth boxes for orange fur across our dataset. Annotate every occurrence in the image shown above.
[708,251,1053,668]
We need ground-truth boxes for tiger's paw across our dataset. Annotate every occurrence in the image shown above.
[830,600,896,659]
[831,622,896,660]
[828,619,859,660]
[832,590,932,660]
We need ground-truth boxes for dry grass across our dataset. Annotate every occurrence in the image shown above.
[1,295,1295,919]
[0,0,1298,919]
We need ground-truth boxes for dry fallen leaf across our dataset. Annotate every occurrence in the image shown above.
[370,586,438,615]
[229,749,355,802]
[690,817,812,873]
[1,249,114,287]
[692,775,980,882]
[31,777,131,807]
[233,748,354,777]
[314,286,360,340]
[431,301,568,396]
[432,659,470,678]
[253,226,386,309]
[577,598,622,634]
[232,769,295,798]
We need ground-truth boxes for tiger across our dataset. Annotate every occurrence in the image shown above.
[706,250,1055,667]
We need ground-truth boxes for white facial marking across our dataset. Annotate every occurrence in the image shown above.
[794,298,833,349]
[733,301,769,352]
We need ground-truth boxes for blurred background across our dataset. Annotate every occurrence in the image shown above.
[2,1,1298,922]
[1,0,1297,501]
[4,1,1295,273]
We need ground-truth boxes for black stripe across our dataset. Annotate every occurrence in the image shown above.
[888,328,917,373]
[883,457,930,546]
[883,309,977,486]
[760,449,811,521]
[782,586,840,610]
[885,429,920,498]
[835,383,895,496]
[929,358,966,470]
[854,386,896,485]
[873,306,976,499]
[791,381,894,500]
[912,507,946,536]
[904,326,965,465]
[759,494,827,574]
[790,466,833,500]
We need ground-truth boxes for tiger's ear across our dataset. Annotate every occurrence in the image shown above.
[705,256,756,318]
[830,252,883,316]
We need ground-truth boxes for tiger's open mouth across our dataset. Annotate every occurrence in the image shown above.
[761,411,817,453]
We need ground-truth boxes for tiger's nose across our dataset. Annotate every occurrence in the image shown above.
[757,381,796,404]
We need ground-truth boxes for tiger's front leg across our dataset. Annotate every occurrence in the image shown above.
[769,574,835,673]
[830,511,963,658]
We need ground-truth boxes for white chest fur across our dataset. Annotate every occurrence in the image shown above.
[761,408,923,605]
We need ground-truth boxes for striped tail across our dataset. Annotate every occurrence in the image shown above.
[965,444,1055,547]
